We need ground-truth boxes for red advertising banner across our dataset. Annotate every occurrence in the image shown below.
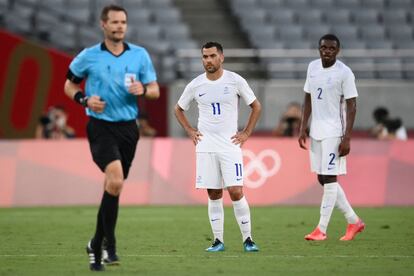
[0,138,413,207]
[0,30,85,138]
[0,30,167,138]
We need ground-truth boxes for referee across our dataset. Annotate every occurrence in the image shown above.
[64,5,159,271]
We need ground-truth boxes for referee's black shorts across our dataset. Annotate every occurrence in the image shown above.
[86,117,140,179]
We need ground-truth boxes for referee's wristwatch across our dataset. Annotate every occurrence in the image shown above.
[74,91,89,107]
[79,96,89,107]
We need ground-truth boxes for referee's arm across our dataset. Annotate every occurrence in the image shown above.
[64,79,105,113]
[144,81,160,100]
[64,79,82,100]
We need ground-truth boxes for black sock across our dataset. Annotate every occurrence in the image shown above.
[91,199,104,250]
[101,191,119,251]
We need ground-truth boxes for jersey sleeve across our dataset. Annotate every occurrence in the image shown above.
[303,63,311,93]
[177,82,195,111]
[342,69,358,99]
[68,49,89,81]
[138,49,157,84]
[236,74,256,105]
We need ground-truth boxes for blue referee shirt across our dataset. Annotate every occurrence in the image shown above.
[68,42,157,122]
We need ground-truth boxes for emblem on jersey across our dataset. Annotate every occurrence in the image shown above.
[224,86,230,94]
[124,73,136,87]
[198,93,207,97]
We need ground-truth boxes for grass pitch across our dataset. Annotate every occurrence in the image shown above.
[0,206,413,275]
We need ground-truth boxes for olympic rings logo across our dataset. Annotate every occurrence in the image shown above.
[242,149,281,189]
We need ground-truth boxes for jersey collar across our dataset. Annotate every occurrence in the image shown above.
[100,42,130,57]
[320,59,337,70]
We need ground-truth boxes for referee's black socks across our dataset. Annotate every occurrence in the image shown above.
[101,191,119,250]
[91,203,104,250]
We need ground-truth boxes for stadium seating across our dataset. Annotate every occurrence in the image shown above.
[361,0,385,9]
[0,0,198,82]
[4,3,33,34]
[229,0,414,79]
[1,0,414,80]
[392,0,413,8]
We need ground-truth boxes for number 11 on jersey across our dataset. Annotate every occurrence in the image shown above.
[211,102,221,115]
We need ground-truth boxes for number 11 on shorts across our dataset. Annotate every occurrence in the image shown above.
[235,163,243,177]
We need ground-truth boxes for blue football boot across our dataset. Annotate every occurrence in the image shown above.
[205,238,225,252]
[243,237,259,252]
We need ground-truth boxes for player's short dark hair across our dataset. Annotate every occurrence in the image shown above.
[373,106,389,123]
[319,34,340,48]
[202,42,223,53]
[101,4,128,22]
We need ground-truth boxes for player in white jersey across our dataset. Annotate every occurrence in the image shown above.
[174,42,261,252]
[298,34,365,241]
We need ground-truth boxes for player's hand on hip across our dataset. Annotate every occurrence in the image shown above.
[231,131,248,147]
[88,95,106,113]
[128,77,145,96]
[338,136,351,156]
[187,128,203,145]
[298,132,308,150]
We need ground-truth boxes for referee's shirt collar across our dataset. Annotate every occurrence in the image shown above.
[100,42,130,57]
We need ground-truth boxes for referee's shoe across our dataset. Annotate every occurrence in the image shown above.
[102,238,120,265]
[86,240,104,271]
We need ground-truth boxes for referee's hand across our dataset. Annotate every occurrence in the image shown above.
[87,95,106,113]
[128,77,145,96]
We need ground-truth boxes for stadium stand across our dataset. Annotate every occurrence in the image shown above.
[228,0,414,80]
[1,0,414,81]
[0,0,198,82]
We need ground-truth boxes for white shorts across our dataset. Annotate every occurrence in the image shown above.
[196,151,244,189]
[310,137,346,175]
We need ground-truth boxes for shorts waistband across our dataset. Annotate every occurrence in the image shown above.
[89,116,136,126]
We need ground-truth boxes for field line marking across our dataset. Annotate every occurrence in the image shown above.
[0,254,413,258]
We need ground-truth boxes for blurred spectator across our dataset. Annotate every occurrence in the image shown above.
[138,112,157,137]
[272,102,302,137]
[381,117,408,141]
[371,107,407,140]
[35,105,75,139]
[371,106,389,138]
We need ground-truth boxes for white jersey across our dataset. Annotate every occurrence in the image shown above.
[304,59,358,140]
[178,70,256,152]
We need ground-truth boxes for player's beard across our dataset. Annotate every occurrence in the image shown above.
[204,64,218,73]
[321,56,336,67]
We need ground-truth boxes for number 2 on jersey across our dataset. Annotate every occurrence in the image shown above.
[317,88,323,100]
[211,103,221,115]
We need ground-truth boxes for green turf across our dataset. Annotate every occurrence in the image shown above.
[0,206,413,275]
